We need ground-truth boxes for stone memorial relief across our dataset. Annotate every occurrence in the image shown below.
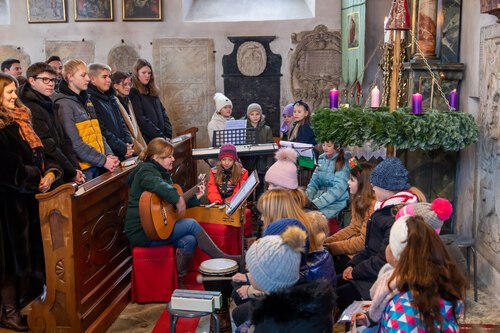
[45,41,95,64]
[153,38,215,147]
[237,41,267,77]
[478,24,500,273]
[290,25,342,111]
[107,44,140,73]
[0,46,30,75]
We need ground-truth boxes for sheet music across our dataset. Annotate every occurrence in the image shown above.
[225,119,246,130]
[279,140,315,159]
[226,171,259,216]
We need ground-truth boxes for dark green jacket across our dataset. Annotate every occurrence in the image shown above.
[125,159,199,247]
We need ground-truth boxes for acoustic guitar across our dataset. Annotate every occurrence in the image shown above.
[139,174,206,241]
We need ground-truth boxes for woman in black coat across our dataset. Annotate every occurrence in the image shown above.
[129,59,172,143]
[0,73,61,331]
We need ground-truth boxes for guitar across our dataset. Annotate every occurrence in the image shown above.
[139,174,206,241]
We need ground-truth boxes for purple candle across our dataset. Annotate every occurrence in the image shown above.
[449,89,458,110]
[412,93,422,115]
[329,88,339,109]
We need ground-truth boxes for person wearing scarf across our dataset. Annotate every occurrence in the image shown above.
[335,157,418,314]
[0,73,61,331]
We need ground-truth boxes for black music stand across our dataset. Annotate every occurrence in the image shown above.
[212,128,258,147]
[226,171,259,269]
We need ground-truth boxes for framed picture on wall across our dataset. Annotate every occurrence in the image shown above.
[122,0,162,21]
[27,0,67,23]
[74,0,113,21]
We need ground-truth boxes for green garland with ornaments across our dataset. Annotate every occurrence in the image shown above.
[311,107,479,151]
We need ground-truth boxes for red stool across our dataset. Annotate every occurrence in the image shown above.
[131,245,178,303]
[189,222,242,272]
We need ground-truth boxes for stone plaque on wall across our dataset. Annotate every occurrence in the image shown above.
[45,41,95,64]
[0,46,30,75]
[290,25,342,111]
[152,38,215,147]
[478,23,500,275]
[107,44,140,73]
[222,36,282,136]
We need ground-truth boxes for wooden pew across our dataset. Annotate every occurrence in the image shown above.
[28,132,196,332]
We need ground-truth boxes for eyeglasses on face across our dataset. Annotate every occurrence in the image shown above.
[119,82,132,87]
[34,77,56,84]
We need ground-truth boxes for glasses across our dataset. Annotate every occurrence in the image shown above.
[34,77,56,84]
[119,82,132,87]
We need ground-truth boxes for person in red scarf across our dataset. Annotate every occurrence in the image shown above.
[0,73,61,331]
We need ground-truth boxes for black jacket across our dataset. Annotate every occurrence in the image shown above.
[129,87,172,143]
[348,205,395,299]
[251,280,336,333]
[18,82,79,182]
[88,84,132,159]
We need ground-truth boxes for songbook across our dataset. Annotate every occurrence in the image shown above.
[279,140,316,169]
[226,171,259,216]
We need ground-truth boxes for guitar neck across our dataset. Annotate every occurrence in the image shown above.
[182,183,201,201]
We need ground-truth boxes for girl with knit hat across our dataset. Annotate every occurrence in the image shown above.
[336,157,419,313]
[280,103,294,141]
[353,201,465,333]
[305,140,349,233]
[207,92,234,146]
[207,143,248,204]
[325,158,376,273]
[240,103,274,199]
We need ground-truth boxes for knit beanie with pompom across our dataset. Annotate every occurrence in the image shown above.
[214,92,232,113]
[246,226,307,293]
[265,148,299,189]
[395,197,452,234]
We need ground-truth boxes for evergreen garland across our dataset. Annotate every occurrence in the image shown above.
[311,107,479,151]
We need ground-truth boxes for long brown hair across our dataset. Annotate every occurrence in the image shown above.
[350,162,375,222]
[0,73,28,128]
[257,188,318,251]
[214,161,243,185]
[139,137,173,162]
[390,216,466,333]
[288,100,311,141]
[132,58,160,97]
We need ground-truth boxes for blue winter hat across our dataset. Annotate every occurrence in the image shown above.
[263,218,310,253]
[370,157,410,191]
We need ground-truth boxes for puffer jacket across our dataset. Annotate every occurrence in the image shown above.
[305,153,349,219]
[88,84,132,159]
[207,166,249,204]
[53,80,112,170]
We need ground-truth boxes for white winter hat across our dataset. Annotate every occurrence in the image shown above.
[214,92,233,113]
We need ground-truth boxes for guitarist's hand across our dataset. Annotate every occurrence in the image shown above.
[196,183,206,199]
[176,197,186,217]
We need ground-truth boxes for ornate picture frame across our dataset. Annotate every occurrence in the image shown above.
[27,0,67,23]
[122,0,162,21]
[74,0,113,21]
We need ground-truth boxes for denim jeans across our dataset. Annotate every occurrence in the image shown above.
[149,218,202,253]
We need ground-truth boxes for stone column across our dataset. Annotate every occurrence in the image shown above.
[417,0,438,57]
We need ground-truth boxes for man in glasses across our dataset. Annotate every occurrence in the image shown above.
[18,62,85,186]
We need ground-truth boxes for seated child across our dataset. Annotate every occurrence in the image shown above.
[325,158,376,273]
[207,143,248,204]
[279,103,294,141]
[305,141,349,233]
[335,157,418,313]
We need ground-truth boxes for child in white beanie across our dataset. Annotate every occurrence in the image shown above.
[207,92,234,146]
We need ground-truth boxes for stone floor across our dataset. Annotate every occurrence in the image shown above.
[1,246,499,333]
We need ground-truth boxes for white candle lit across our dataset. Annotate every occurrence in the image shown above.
[371,86,380,108]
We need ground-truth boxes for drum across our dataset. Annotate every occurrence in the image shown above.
[199,258,239,333]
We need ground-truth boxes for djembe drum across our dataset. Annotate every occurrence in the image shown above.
[199,258,239,333]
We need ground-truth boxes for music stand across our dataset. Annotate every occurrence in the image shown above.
[212,128,258,147]
[226,171,259,268]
